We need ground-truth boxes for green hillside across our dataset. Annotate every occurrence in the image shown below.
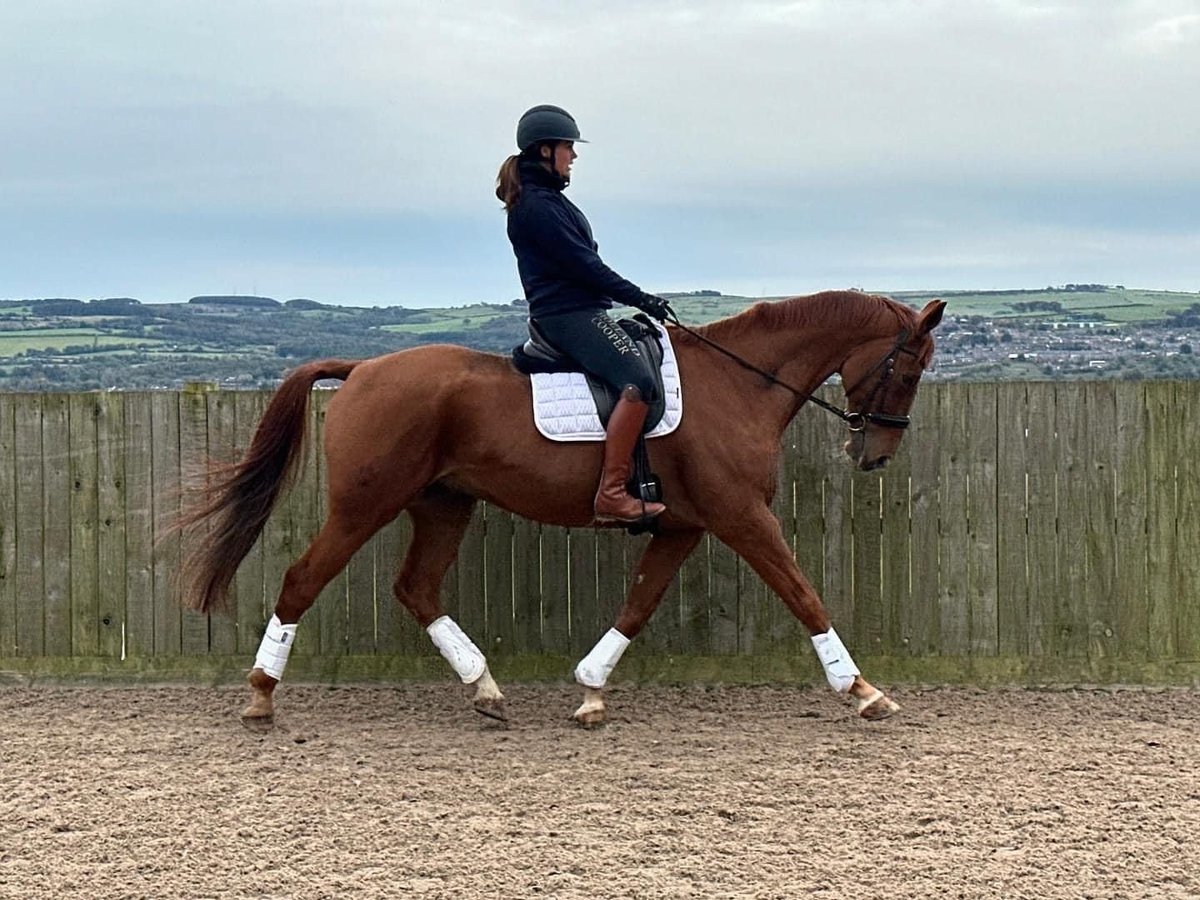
[1,285,1198,389]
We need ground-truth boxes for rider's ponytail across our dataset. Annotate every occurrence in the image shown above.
[495,154,522,210]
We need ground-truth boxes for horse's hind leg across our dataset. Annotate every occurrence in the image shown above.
[573,528,704,727]
[391,488,506,721]
[242,509,391,729]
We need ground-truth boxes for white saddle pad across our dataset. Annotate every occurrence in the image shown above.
[529,322,683,442]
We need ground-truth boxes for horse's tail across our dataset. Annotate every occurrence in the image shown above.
[179,359,360,615]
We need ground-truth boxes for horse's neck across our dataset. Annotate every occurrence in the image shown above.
[699,297,898,427]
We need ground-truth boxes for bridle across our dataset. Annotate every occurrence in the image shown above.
[664,310,920,432]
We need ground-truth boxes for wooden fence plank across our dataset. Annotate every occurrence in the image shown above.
[1023,382,1057,657]
[1083,382,1118,662]
[879,433,913,658]
[594,528,629,642]
[1113,382,1149,660]
[676,529,711,655]
[966,383,999,656]
[179,388,211,656]
[509,517,542,654]
[345,538,377,654]
[1054,383,1088,658]
[204,391,238,655]
[455,504,487,650]
[640,528,685,655]
[851,473,884,654]
[483,505,516,656]
[936,383,970,656]
[68,394,99,657]
[122,394,155,657]
[1173,383,1200,661]
[233,391,267,654]
[0,395,15,657]
[709,537,740,655]
[539,524,570,654]
[42,394,72,658]
[14,395,45,657]
[995,383,1029,657]
[150,392,182,656]
[906,386,941,657]
[567,525,598,657]
[96,392,126,658]
[1144,382,1178,660]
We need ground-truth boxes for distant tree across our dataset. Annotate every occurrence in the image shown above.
[188,295,281,309]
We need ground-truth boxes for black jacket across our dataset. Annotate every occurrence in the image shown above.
[507,159,655,319]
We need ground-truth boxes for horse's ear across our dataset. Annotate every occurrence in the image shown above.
[916,300,946,335]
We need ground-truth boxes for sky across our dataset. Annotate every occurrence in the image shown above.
[1,0,1198,308]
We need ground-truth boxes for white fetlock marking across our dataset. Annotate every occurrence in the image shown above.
[811,627,860,693]
[254,615,298,681]
[574,628,631,689]
[575,687,606,718]
[472,668,504,702]
[856,688,885,712]
[427,616,487,683]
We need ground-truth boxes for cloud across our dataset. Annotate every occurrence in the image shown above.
[1131,11,1200,50]
[0,1,1196,303]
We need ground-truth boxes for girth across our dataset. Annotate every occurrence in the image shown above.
[510,314,668,432]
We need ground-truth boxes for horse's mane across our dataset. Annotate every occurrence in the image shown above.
[692,290,913,344]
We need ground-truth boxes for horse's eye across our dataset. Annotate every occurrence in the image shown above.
[901,375,917,388]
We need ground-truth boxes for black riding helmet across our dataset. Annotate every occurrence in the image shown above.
[516,104,589,153]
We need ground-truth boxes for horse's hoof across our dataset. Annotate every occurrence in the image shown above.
[473,697,508,722]
[240,712,275,733]
[573,707,607,729]
[858,694,900,721]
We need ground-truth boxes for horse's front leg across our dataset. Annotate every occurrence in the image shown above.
[573,528,704,727]
[712,506,899,720]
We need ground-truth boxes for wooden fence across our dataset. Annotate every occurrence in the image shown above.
[1,382,1199,685]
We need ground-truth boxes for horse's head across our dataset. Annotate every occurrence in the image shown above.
[839,299,946,471]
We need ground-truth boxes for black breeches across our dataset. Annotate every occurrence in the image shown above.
[531,309,657,400]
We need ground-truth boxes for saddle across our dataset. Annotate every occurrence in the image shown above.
[511,314,670,533]
[510,313,668,431]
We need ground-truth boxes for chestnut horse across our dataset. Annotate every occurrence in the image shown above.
[181,290,945,728]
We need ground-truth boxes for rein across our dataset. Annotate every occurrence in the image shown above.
[664,309,915,432]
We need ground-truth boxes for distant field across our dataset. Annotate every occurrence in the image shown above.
[379,304,513,334]
[0,329,161,357]
[890,288,1200,322]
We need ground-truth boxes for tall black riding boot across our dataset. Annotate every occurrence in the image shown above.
[593,386,667,524]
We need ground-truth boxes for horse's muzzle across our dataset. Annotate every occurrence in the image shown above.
[845,434,892,471]
[860,455,891,472]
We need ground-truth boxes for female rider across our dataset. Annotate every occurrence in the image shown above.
[496,104,670,524]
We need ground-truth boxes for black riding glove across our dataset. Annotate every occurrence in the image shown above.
[637,294,672,322]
